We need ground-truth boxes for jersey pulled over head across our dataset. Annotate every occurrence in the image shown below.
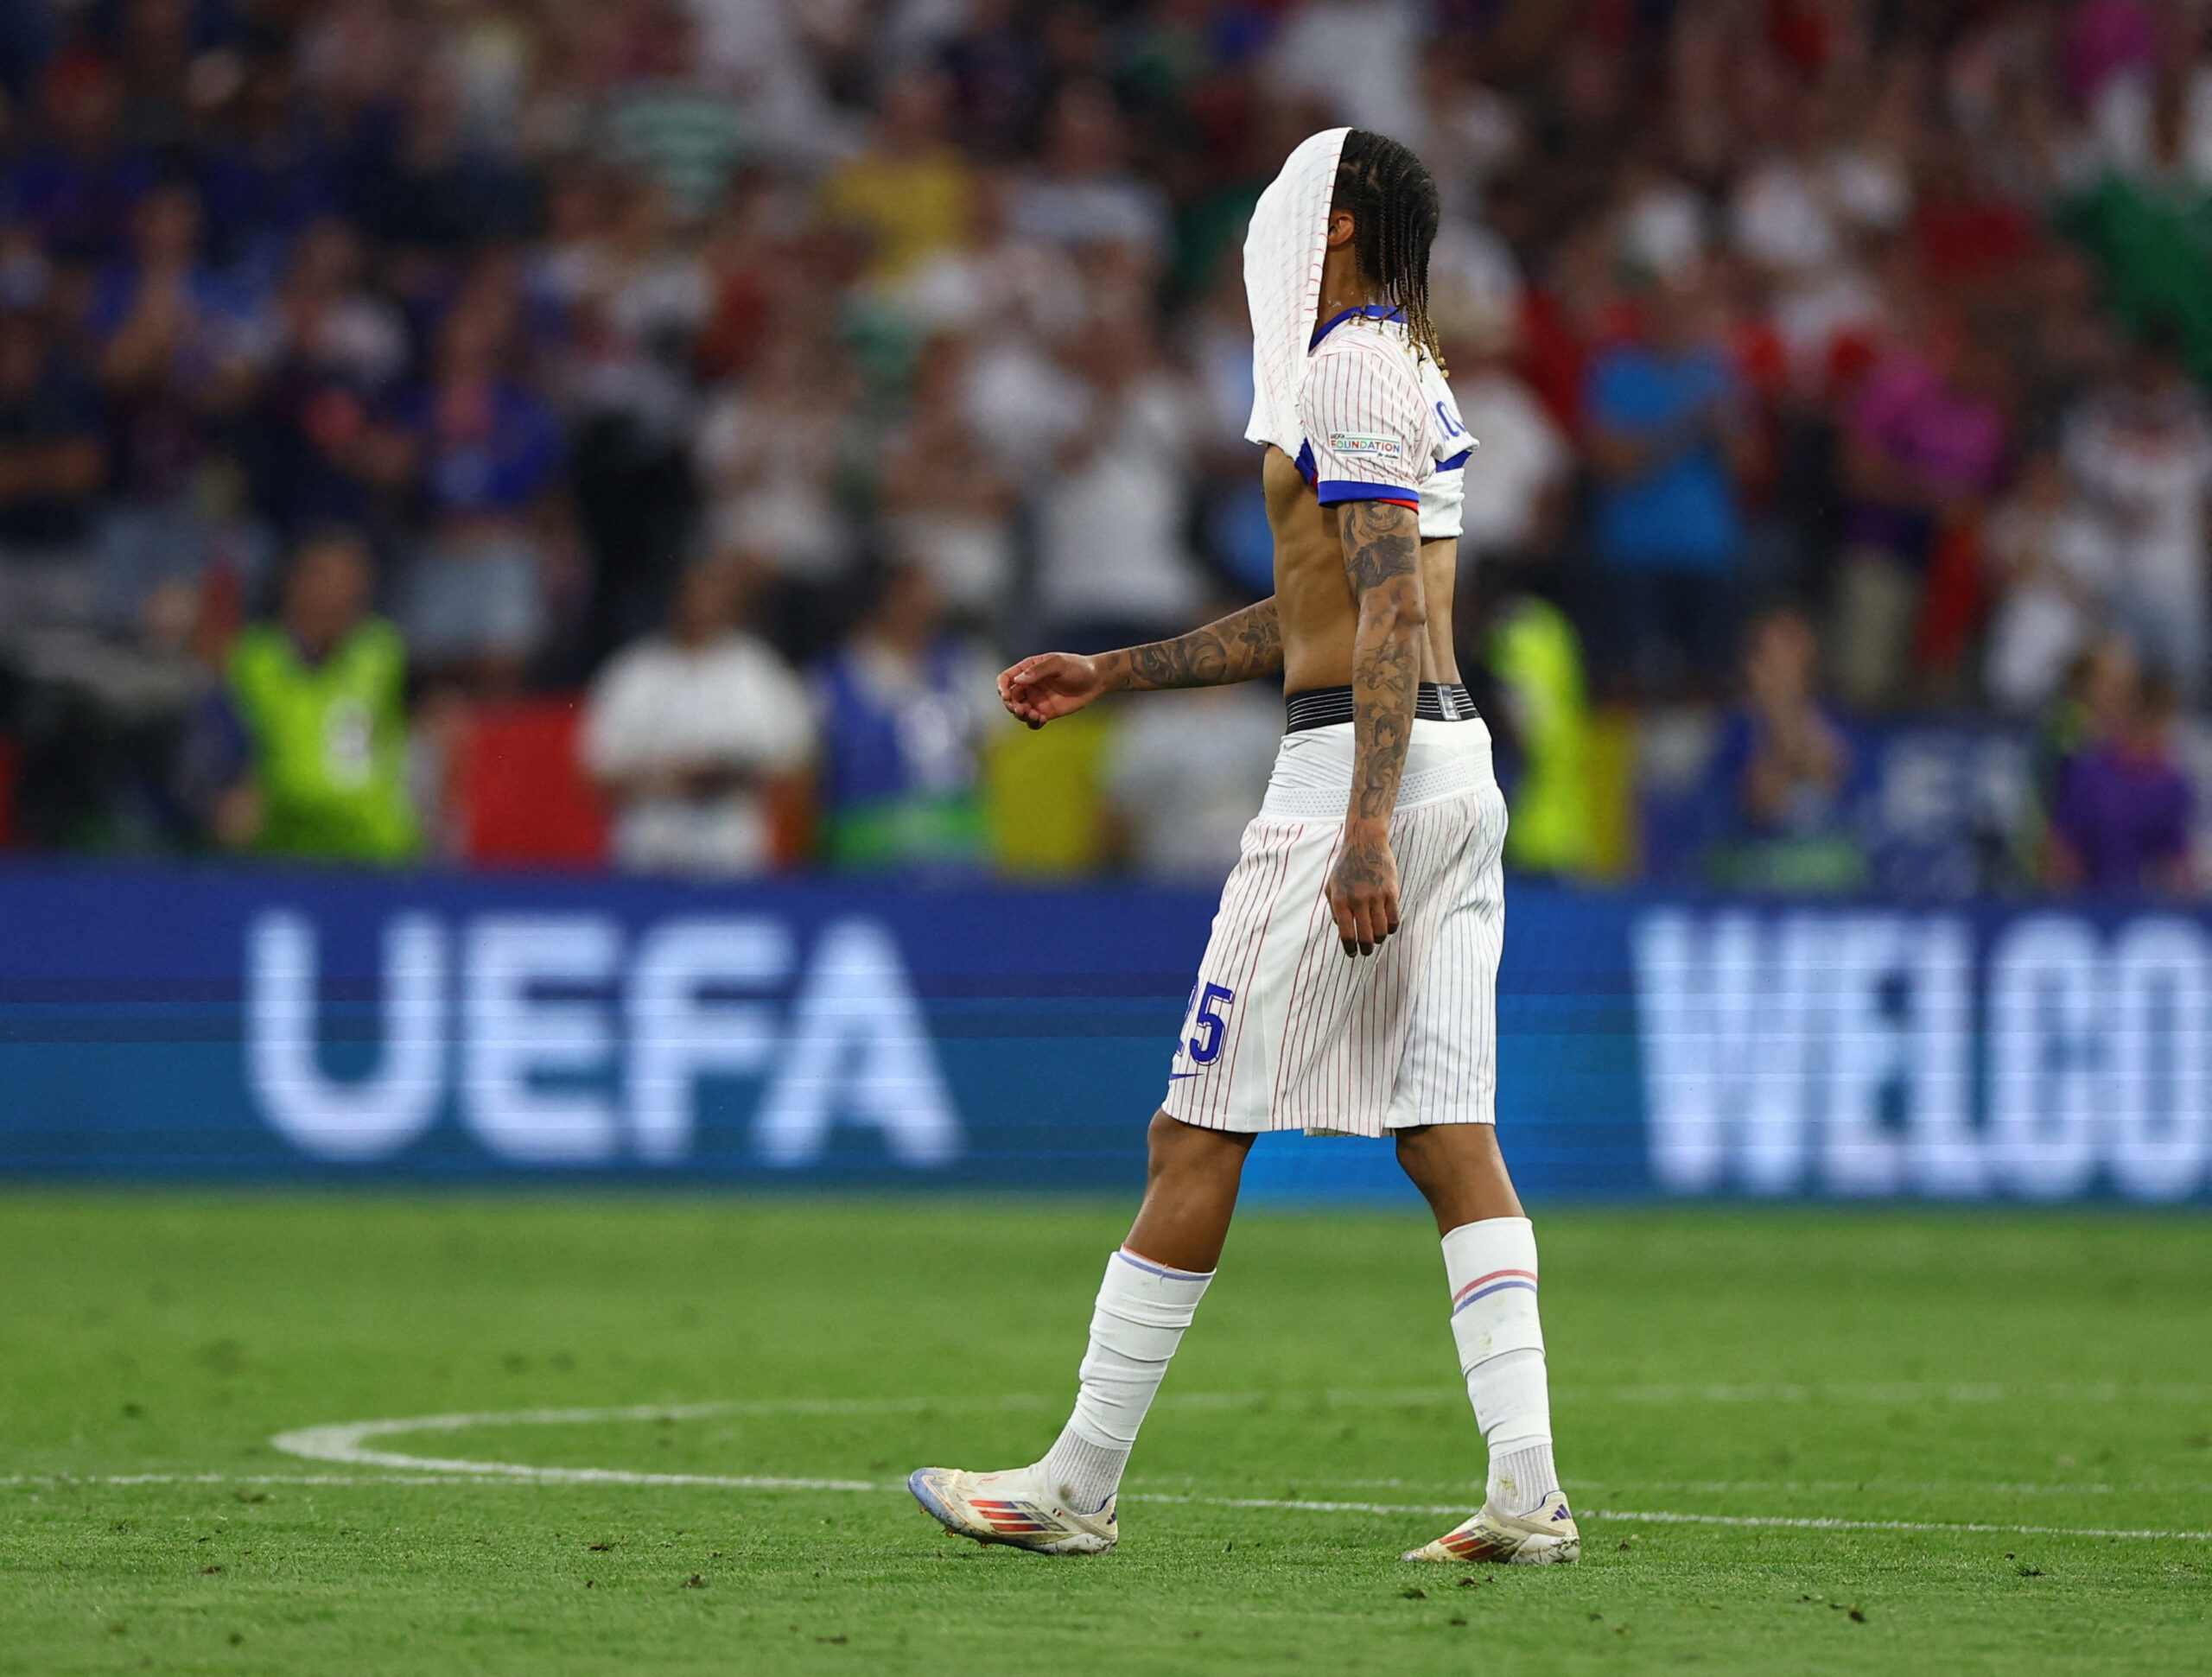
[1243,127,1469,541]
[1243,127,1443,458]
[1243,126,1346,458]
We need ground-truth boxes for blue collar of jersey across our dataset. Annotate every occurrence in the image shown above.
[1310,302,1405,350]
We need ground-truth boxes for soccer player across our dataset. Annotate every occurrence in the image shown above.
[907,130,1576,1566]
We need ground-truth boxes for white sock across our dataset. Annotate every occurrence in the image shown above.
[1034,1248,1212,1513]
[1441,1216,1561,1517]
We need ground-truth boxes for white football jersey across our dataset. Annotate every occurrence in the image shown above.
[1291,306,1472,542]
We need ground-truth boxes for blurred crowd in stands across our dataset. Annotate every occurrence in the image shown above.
[3,0,2212,896]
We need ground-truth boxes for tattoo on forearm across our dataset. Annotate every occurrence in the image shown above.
[1342,503,1423,826]
[1351,581,1420,821]
[1103,599,1283,692]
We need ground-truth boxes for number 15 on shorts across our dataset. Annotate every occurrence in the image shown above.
[1182,982,1236,1068]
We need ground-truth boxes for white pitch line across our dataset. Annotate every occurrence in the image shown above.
[4,1474,597,1488]
[1169,1382,2212,1407]
[1159,1474,2212,1499]
[16,1470,2212,1545]
[239,1399,2212,1546]
[266,1395,1070,1486]
[1597,1382,2212,1405]
[1127,1495,2212,1541]
[1579,1509,2212,1543]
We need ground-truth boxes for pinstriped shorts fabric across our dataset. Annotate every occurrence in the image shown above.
[1160,719,1509,1138]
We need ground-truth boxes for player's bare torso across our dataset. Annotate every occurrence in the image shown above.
[1262,443,1461,694]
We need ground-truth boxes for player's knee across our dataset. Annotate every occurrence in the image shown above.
[1395,1125,1444,1190]
[1399,1120,1499,1161]
[1145,1109,1250,1183]
[1395,1122,1492,1185]
[1395,1121,1442,1161]
[1395,1122,1520,1225]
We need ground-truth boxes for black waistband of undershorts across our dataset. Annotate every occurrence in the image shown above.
[1284,682,1478,733]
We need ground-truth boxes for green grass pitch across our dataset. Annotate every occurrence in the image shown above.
[3,1195,2209,1674]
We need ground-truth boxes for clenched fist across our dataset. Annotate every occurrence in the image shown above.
[998,652,1107,728]
[1327,826,1401,956]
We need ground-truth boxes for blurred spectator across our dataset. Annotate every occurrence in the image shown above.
[1495,35,1636,251]
[957,264,1090,479]
[2063,134,2212,384]
[1615,158,1709,287]
[0,221,52,312]
[936,0,1048,160]
[0,305,105,650]
[984,698,1116,877]
[1910,130,2036,293]
[2062,324,2212,697]
[818,70,971,289]
[1188,254,1273,595]
[680,0,849,165]
[217,527,419,864]
[693,319,859,589]
[1702,605,1867,892]
[1832,323,2010,711]
[1728,93,1910,283]
[880,334,1014,621]
[88,181,276,630]
[395,284,564,695]
[813,562,995,873]
[2075,12,2212,188]
[2027,636,2130,867]
[1034,314,1202,651]
[1586,273,1749,697]
[108,0,195,153]
[546,175,708,448]
[896,168,1084,343]
[2050,665,2194,894]
[1484,592,1593,879]
[1009,80,1168,261]
[250,218,411,540]
[2059,0,2161,114]
[1446,308,1569,573]
[3,55,154,264]
[2,558,223,856]
[545,173,709,671]
[346,64,533,257]
[582,555,813,878]
[691,168,782,382]
[600,0,747,224]
[1982,447,2115,715]
[196,49,339,279]
[1265,0,1426,144]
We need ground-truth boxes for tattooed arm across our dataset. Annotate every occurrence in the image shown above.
[1102,598,1283,693]
[1326,499,1425,956]
[996,599,1282,728]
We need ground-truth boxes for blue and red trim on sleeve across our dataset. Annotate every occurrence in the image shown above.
[1295,445,1419,509]
[1315,480,1420,509]
[1296,433,1421,509]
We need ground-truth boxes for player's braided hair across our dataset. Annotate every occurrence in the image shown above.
[1331,130,1445,371]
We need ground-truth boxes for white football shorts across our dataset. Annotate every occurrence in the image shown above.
[1160,715,1508,1137]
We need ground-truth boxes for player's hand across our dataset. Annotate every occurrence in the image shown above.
[998,652,1106,729]
[1326,827,1401,956]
